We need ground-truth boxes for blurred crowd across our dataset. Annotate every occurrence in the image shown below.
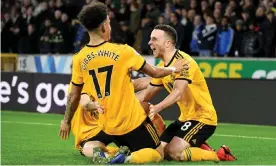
[1,0,276,57]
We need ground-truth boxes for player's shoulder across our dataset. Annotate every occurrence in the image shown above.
[176,50,192,60]
[106,42,130,52]
[176,50,197,65]
[72,47,87,59]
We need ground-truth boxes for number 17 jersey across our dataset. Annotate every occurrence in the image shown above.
[71,42,147,135]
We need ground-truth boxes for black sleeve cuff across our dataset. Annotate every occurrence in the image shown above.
[71,81,84,86]
[138,60,146,71]
[150,82,163,87]
[81,92,88,95]
[175,78,192,84]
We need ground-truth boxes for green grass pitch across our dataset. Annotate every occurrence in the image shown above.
[1,110,276,165]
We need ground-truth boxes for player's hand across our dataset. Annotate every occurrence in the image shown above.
[173,59,190,73]
[149,104,161,120]
[93,101,104,114]
[59,120,71,140]
[83,101,104,114]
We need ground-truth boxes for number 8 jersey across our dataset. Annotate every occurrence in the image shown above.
[71,42,147,135]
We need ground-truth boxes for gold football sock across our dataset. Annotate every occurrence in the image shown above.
[105,146,119,156]
[182,147,219,162]
[126,148,162,164]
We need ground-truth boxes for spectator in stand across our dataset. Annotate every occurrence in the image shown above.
[242,0,256,17]
[21,7,27,21]
[189,0,201,15]
[140,16,154,54]
[230,20,246,57]
[22,0,32,8]
[173,0,184,16]
[72,19,86,53]
[208,0,216,9]
[214,16,234,57]
[130,1,141,33]
[48,0,56,13]
[48,24,65,54]
[55,0,67,13]
[34,1,52,31]
[24,6,36,25]
[241,22,264,57]
[108,9,121,43]
[164,2,173,21]
[229,0,241,16]
[145,2,160,25]
[119,21,135,46]
[19,24,39,53]
[201,0,210,14]
[116,0,130,22]
[197,15,217,56]
[39,20,51,54]
[187,9,196,24]
[213,8,222,24]
[241,9,252,31]
[190,15,203,56]
[214,1,223,12]
[255,6,267,25]
[60,13,72,53]
[173,0,185,10]
[225,6,238,26]
[180,8,194,53]
[6,6,27,53]
[261,10,276,57]
[158,15,169,24]
[169,12,185,49]
[53,10,62,28]
[1,13,11,53]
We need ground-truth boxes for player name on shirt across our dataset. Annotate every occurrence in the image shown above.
[82,50,120,70]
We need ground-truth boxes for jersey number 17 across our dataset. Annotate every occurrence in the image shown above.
[89,65,113,98]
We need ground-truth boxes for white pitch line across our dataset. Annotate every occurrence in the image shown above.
[1,121,58,126]
[2,121,276,141]
[214,134,276,140]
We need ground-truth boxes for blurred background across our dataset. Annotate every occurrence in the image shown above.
[1,0,276,57]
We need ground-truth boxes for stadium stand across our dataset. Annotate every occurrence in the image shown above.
[1,0,276,57]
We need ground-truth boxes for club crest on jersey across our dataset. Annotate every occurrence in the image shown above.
[181,69,189,78]
[170,74,175,81]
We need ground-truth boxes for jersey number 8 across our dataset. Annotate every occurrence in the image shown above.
[181,121,192,131]
[89,65,113,98]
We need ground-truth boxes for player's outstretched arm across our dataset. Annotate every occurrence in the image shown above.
[137,84,163,102]
[132,77,152,92]
[140,59,188,78]
[149,80,188,117]
[59,84,82,140]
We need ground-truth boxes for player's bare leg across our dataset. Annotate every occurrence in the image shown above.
[81,141,106,158]
[165,136,236,162]
[82,141,119,164]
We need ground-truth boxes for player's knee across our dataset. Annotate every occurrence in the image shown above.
[165,138,190,161]
[166,145,183,161]
[81,141,105,158]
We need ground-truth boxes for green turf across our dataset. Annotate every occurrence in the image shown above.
[1,110,276,165]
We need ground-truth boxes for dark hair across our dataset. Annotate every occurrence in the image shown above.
[222,16,229,22]
[171,12,180,21]
[207,14,215,21]
[77,2,108,31]
[154,24,177,45]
